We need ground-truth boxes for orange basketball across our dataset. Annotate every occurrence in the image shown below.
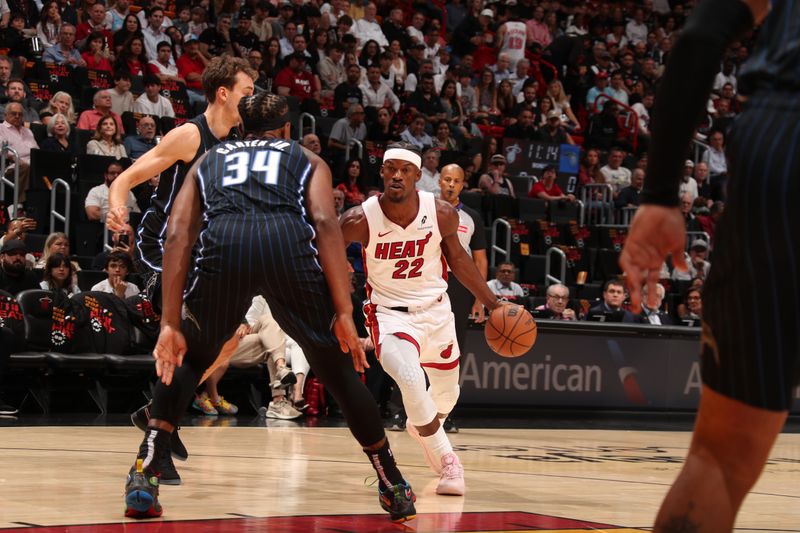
[484,304,537,358]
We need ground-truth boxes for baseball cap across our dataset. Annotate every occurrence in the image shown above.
[184,33,199,43]
[595,70,609,79]
[491,154,506,164]
[690,239,708,250]
[685,159,695,167]
[480,8,494,18]
[238,7,253,19]
[0,239,26,254]
[546,109,560,120]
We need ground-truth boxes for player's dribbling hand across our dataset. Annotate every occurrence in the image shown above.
[333,314,369,373]
[619,204,689,313]
[470,300,486,323]
[106,206,129,233]
[153,324,187,385]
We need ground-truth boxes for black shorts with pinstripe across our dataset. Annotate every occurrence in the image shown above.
[700,93,800,411]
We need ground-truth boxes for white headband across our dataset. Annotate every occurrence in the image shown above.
[383,148,421,169]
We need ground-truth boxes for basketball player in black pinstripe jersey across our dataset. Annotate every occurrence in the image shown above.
[124,93,417,523]
[619,0,799,531]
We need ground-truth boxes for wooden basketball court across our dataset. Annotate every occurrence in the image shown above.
[0,422,798,532]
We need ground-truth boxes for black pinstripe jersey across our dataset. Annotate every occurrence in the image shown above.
[739,1,800,94]
[196,138,312,218]
[137,114,221,270]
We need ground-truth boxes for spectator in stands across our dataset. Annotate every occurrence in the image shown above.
[474,68,499,120]
[585,71,610,114]
[91,250,139,298]
[639,282,671,325]
[407,73,446,128]
[0,56,13,101]
[525,4,549,48]
[332,187,345,216]
[360,64,400,114]
[673,239,711,282]
[417,148,441,195]
[85,161,139,222]
[115,35,148,76]
[112,14,141,55]
[77,89,123,131]
[318,42,345,93]
[381,7,409,51]
[275,52,320,113]
[387,40,407,87]
[76,2,112,43]
[0,102,37,205]
[496,79,516,119]
[692,161,712,204]
[431,120,458,151]
[43,24,87,67]
[579,148,602,185]
[1,13,30,63]
[230,8,258,58]
[332,63,364,117]
[606,70,629,106]
[351,1,386,49]
[367,107,398,146]
[0,239,38,294]
[535,283,577,320]
[587,279,638,323]
[631,91,654,136]
[141,7,169,62]
[487,261,525,302]
[37,0,63,48]
[328,103,366,162]
[336,157,365,205]
[679,193,703,234]
[107,70,134,115]
[479,154,516,197]
[301,132,322,156]
[0,79,38,124]
[546,80,581,131]
[147,41,181,82]
[539,109,575,145]
[703,128,728,199]
[80,31,113,73]
[358,39,380,69]
[35,232,78,273]
[42,91,76,125]
[40,253,80,296]
[528,165,574,202]
[108,0,128,31]
[177,35,208,109]
[91,222,135,269]
[39,112,76,154]
[679,159,699,202]
[680,286,702,324]
[132,74,174,118]
[399,113,432,151]
[123,115,158,159]
[86,115,127,158]
[615,168,644,209]
[599,148,631,196]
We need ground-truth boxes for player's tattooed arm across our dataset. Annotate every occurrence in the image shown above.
[339,206,370,245]
[436,200,500,311]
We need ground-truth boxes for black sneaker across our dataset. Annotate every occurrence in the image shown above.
[152,442,182,485]
[131,402,189,461]
[125,459,163,518]
[379,481,417,523]
[442,416,459,434]
[0,399,18,416]
[387,412,406,431]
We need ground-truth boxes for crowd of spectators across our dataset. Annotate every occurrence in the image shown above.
[0,0,748,417]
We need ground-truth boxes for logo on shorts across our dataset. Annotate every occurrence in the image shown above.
[440,343,453,359]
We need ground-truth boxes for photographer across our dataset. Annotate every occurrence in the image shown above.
[0,217,37,269]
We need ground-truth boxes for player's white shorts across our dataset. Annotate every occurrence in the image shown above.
[364,292,460,371]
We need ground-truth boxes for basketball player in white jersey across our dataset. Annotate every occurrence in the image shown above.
[495,10,527,69]
[340,142,503,496]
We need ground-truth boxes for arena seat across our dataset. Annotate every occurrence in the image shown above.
[518,197,548,222]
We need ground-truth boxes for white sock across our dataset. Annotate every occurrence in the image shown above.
[420,425,452,465]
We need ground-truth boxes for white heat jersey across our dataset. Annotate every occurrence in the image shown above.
[362,191,448,308]
[501,21,527,66]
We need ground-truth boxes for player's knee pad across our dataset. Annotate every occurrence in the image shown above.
[427,369,460,416]
[380,335,437,426]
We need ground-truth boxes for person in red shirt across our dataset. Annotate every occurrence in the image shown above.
[76,2,114,44]
[274,52,321,113]
[176,34,209,110]
[528,165,576,201]
[81,31,114,72]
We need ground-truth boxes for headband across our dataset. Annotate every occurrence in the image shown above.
[383,148,421,169]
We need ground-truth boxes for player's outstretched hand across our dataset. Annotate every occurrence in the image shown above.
[470,299,486,323]
[333,313,369,373]
[153,324,187,385]
[106,206,129,233]
[619,204,688,313]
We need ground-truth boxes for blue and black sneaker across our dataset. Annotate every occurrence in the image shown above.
[379,481,417,523]
[124,459,163,518]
